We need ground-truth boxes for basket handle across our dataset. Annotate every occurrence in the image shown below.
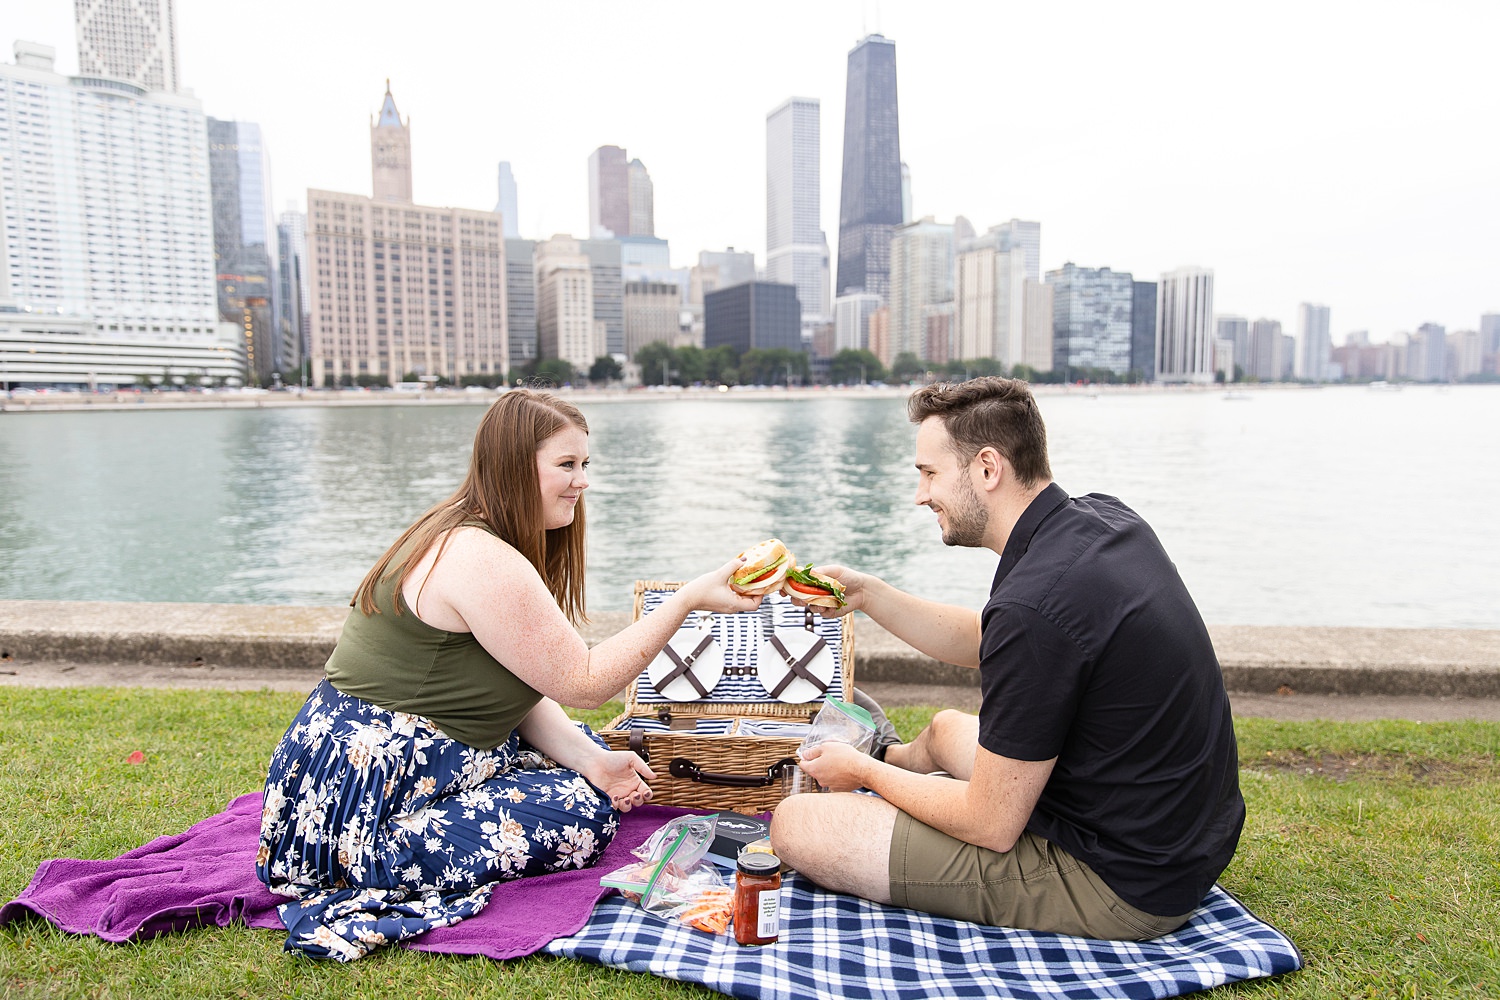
[668,756,798,788]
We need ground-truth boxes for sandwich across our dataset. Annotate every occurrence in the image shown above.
[729,539,793,595]
[781,563,847,607]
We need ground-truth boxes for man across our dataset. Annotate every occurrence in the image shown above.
[770,377,1244,940]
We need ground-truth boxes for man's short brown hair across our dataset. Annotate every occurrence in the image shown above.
[907,377,1052,487]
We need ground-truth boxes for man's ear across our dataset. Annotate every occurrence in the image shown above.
[975,447,1004,491]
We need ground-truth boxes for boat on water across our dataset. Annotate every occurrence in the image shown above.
[1367,380,1402,392]
[1222,390,1253,401]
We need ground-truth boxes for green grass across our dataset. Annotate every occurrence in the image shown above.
[2,690,1497,998]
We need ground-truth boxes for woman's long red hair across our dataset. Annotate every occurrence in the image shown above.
[351,389,589,623]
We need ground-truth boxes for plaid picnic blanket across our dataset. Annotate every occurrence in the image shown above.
[543,873,1301,999]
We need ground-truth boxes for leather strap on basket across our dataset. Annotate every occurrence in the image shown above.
[765,634,830,699]
[628,729,647,762]
[654,633,716,698]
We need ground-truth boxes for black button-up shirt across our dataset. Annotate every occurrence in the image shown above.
[978,483,1245,915]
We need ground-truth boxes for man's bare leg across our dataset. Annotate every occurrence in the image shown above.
[769,791,898,904]
[885,709,980,779]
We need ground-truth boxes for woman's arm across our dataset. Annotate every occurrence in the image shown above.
[515,697,656,811]
[406,527,762,708]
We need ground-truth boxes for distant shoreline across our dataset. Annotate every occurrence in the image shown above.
[0,379,1351,414]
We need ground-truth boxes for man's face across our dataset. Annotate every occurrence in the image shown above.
[914,417,989,548]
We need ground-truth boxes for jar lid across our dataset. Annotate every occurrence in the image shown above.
[737,851,781,876]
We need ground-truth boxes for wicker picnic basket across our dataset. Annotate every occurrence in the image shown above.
[600,580,854,814]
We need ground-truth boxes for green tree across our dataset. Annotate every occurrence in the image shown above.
[828,349,886,385]
[739,348,808,385]
[673,345,708,385]
[531,358,575,386]
[588,355,623,384]
[634,341,676,386]
[890,352,926,383]
[704,345,740,385]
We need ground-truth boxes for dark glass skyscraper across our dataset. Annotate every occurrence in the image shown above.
[836,34,902,300]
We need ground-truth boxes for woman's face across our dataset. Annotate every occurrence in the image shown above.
[535,424,590,530]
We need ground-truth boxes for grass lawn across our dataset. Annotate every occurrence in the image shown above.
[1,688,1496,999]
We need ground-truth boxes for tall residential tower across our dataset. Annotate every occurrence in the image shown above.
[766,97,830,324]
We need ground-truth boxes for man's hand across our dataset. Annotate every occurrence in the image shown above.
[785,564,869,618]
[796,741,874,792]
[579,750,656,812]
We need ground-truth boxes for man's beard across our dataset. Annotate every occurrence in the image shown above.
[938,474,989,547]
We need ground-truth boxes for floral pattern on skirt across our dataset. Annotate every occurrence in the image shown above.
[256,679,620,961]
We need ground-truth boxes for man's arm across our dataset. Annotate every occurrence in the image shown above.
[798,740,1054,853]
[808,566,983,668]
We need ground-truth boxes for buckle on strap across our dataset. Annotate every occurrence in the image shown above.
[765,633,830,700]
[654,633,716,698]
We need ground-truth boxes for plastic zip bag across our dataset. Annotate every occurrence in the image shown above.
[800,697,878,756]
[598,814,734,934]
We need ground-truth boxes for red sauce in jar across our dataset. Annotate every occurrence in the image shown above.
[733,852,782,946]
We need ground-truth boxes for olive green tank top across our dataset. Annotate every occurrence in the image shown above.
[324,525,543,749]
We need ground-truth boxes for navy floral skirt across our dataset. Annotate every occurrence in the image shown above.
[256,679,620,960]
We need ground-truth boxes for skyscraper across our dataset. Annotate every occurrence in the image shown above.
[1216,315,1250,375]
[371,82,412,203]
[1417,321,1447,382]
[505,238,537,373]
[1130,281,1158,380]
[627,159,654,237]
[955,227,1025,365]
[1297,302,1332,381]
[766,97,830,323]
[1248,319,1283,380]
[1155,267,1215,384]
[209,119,281,383]
[887,217,953,361]
[588,145,629,238]
[0,41,239,388]
[75,0,180,93]
[275,212,306,382]
[535,236,600,370]
[495,162,519,238]
[1047,264,1134,376]
[836,34,902,299]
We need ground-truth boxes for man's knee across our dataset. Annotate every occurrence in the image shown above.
[768,793,818,862]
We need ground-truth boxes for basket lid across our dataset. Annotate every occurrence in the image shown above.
[628,581,854,718]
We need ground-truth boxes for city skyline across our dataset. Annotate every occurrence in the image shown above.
[5,0,1498,342]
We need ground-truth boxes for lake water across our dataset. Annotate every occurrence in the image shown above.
[1,385,1496,628]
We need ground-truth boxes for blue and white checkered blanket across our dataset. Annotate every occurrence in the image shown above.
[543,873,1301,999]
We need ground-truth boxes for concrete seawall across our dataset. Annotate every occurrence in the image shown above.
[3,600,1498,700]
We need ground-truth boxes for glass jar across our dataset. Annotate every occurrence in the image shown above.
[733,851,782,946]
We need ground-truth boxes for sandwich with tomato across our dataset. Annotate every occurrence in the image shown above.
[728,538,794,596]
[781,563,847,608]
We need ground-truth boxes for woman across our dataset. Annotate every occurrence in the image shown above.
[255,389,759,960]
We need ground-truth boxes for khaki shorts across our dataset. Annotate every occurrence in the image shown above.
[889,811,1193,941]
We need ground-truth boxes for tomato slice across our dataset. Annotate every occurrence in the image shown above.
[786,579,832,596]
[741,563,779,584]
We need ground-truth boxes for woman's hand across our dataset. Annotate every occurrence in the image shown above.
[580,749,657,812]
[677,556,767,614]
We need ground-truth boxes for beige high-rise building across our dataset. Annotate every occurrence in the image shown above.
[622,280,678,359]
[955,237,1024,364]
[371,82,412,204]
[307,85,506,388]
[75,0,181,93]
[1021,279,1053,372]
[535,235,604,369]
[888,217,954,361]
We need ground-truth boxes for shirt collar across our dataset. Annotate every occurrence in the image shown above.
[993,482,1069,588]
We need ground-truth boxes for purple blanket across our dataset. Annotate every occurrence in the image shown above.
[0,793,688,960]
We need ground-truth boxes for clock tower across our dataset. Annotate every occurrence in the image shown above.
[371,81,413,203]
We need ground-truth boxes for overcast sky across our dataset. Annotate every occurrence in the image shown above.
[9,0,1498,341]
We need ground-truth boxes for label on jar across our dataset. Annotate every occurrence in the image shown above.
[756,887,781,939]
